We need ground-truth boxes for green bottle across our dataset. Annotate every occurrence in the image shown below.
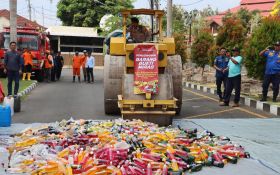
[213,161,224,168]
[190,164,203,172]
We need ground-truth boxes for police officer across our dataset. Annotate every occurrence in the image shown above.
[214,47,229,103]
[259,41,280,102]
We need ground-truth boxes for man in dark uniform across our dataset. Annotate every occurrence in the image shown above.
[4,41,23,97]
[54,51,64,80]
[259,41,280,102]
[214,47,229,103]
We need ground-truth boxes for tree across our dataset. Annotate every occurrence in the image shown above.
[191,6,217,38]
[271,0,280,16]
[208,44,220,66]
[237,8,259,32]
[244,17,280,79]
[191,29,214,75]
[216,15,246,49]
[100,15,122,35]
[57,0,134,27]
[174,33,188,64]
[162,5,188,34]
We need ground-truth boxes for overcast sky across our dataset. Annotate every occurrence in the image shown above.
[0,0,240,27]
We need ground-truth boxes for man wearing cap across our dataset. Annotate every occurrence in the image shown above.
[214,47,229,103]
[80,50,88,82]
[259,41,280,102]
[221,47,243,107]
[72,51,81,83]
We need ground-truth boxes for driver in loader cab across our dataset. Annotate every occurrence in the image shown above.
[127,17,151,43]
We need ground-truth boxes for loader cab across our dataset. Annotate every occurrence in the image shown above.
[109,9,176,73]
[109,9,175,56]
[104,9,183,125]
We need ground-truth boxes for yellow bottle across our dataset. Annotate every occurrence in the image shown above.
[167,144,176,154]
[171,159,179,171]
[136,149,142,158]
[57,148,69,158]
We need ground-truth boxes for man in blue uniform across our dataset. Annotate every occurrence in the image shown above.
[214,48,229,102]
[259,41,280,102]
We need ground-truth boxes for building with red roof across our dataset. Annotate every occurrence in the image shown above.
[0,9,44,31]
[207,0,275,35]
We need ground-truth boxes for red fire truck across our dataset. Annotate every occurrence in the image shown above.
[0,27,50,82]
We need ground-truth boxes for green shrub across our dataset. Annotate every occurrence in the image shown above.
[216,16,246,49]
[191,29,214,75]
[174,33,188,65]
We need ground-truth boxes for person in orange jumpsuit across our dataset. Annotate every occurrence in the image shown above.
[80,50,87,82]
[72,51,81,83]
[22,48,34,81]
[43,50,53,83]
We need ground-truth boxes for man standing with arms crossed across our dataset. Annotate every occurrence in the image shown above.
[4,41,23,97]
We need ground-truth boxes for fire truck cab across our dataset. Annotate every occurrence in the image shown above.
[0,27,50,82]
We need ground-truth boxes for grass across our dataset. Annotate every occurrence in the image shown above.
[0,78,35,96]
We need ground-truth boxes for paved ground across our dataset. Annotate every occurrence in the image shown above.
[180,88,275,119]
[13,68,113,123]
[6,68,280,174]
[13,68,275,123]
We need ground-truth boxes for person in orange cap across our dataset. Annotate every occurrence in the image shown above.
[22,48,34,81]
[72,51,81,82]
[43,50,53,83]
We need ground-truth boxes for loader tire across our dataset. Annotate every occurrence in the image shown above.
[104,55,125,115]
[165,55,183,114]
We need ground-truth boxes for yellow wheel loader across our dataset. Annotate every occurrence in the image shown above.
[104,9,182,126]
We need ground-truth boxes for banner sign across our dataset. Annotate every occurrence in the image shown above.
[134,45,158,94]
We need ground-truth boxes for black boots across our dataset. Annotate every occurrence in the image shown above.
[73,76,81,83]
[260,94,267,102]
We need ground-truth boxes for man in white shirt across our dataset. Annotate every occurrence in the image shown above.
[86,52,95,83]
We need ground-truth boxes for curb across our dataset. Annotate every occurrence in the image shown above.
[18,81,38,97]
[184,82,280,116]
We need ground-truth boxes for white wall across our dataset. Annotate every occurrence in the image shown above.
[0,17,10,31]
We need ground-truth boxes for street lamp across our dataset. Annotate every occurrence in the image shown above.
[184,10,198,43]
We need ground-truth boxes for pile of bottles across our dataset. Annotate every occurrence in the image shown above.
[3,119,250,174]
